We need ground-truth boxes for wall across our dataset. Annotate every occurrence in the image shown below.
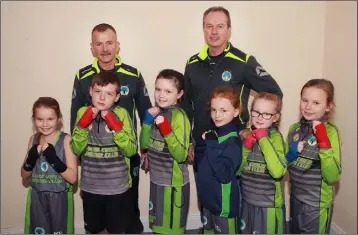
[322,1,357,233]
[1,0,351,232]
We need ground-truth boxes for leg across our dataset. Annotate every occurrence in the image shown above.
[82,191,106,234]
[106,189,134,234]
[48,190,75,234]
[201,207,214,234]
[125,153,144,233]
[300,203,333,234]
[290,196,301,234]
[239,200,253,234]
[194,144,206,233]
[150,183,188,234]
[25,188,52,234]
[212,214,237,234]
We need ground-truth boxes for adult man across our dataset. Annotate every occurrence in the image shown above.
[181,6,283,233]
[70,23,151,234]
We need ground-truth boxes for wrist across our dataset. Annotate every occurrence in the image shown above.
[158,117,172,136]
[143,110,155,125]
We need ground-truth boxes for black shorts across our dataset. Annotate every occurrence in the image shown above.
[82,189,134,234]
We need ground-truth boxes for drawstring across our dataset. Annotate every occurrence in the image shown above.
[173,187,185,208]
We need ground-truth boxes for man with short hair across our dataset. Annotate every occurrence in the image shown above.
[70,23,151,234]
[181,6,283,234]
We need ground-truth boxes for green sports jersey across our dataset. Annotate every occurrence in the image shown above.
[71,106,137,195]
[239,128,287,208]
[140,106,191,187]
[286,120,342,208]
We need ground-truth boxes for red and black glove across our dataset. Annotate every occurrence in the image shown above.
[243,133,256,149]
[252,128,268,140]
[157,116,172,136]
[314,123,331,148]
[102,111,123,132]
[78,107,95,128]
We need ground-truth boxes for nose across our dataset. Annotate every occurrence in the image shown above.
[305,102,312,110]
[43,120,48,127]
[215,111,222,118]
[100,92,105,100]
[159,91,164,98]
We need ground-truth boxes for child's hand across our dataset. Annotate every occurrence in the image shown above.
[154,115,164,125]
[148,107,160,117]
[297,141,305,153]
[239,128,251,140]
[312,120,321,134]
[78,106,98,128]
[140,153,149,173]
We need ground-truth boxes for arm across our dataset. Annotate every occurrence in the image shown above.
[243,56,283,98]
[111,108,138,158]
[70,73,85,134]
[237,146,249,175]
[206,138,242,184]
[134,72,153,123]
[70,107,90,156]
[181,64,194,129]
[257,130,287,179]
[61,135,78,184]
[156,110,191,163]
[21,135,36,183]
[316,123,342,185]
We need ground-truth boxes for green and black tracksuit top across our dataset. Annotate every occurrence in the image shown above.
[70,55,152,137]
[182,42,283,145]
[286,118,342,208]
[71,106,137,195]
[239,128,287,208]
[139,105,191,187]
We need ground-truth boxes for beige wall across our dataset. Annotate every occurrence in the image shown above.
[1,1,355,232]
[322,1,357,233]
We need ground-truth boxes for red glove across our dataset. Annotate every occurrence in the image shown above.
[243,133,256,149]
[314,123,331,148]
[78,107,95,128]
[157,116,172,136]
[102,111,123,132]
[252,128,268,140]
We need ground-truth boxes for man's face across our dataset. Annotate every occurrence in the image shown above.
[203,11,231,49]
[90,83,120,111]
[91,29,119,65]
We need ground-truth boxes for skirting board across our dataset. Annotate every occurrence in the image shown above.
[1,213,345,234]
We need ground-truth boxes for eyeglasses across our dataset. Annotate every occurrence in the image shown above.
[251,110,276,120]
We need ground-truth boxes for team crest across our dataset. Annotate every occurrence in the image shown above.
[35,227,45,234]
[221,70,232,81]
[105,125,113,133]
[307,136,317,146]
[133,166,139,176]
[240,219,246,230]
[293,133,300,142]
[120,85,129,96]
[149,201,154,210]
[41,162,48,172]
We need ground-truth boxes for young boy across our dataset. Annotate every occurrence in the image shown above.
[71,71,137,234]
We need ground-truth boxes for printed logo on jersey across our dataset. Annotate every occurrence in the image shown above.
[293,133,300,142]
[35,227,45,234]
[120,85,129,96]
[144,87,149,96]
[41,162,49,172]
[201,216,208,225]
[307,136,317,146]
[221,70,232,82]
[214,224,222,233]
[149,201,154,211]
[105,125,113,133]
[133,166,139,176]
[240,219,246,230]
[72,88,76,99]
[256,66,270,77]
[88,124,93,131]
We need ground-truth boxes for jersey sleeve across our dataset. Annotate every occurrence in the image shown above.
[134,71,153,124]
[258,131,287,179]
[113,108,138,158]
[319,123,342,185]
[70,73,86,134]
[163,109,191,163]
[70,107,89,156]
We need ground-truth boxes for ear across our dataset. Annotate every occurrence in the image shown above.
[115,93,120,102]
[116,41,120,55]
[326,102,334,113]
[90,43,95,57]
[177,90,184,100]
[89,86,93,97]
[272,113,280,123]
[234,108,240,118]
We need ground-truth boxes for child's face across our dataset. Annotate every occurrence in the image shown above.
[90,83,120,111]
[300,87,331,121]
[33,107,60,136]
[154,78,183,108]
[210,97,239,127]
[251,99,279,129]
